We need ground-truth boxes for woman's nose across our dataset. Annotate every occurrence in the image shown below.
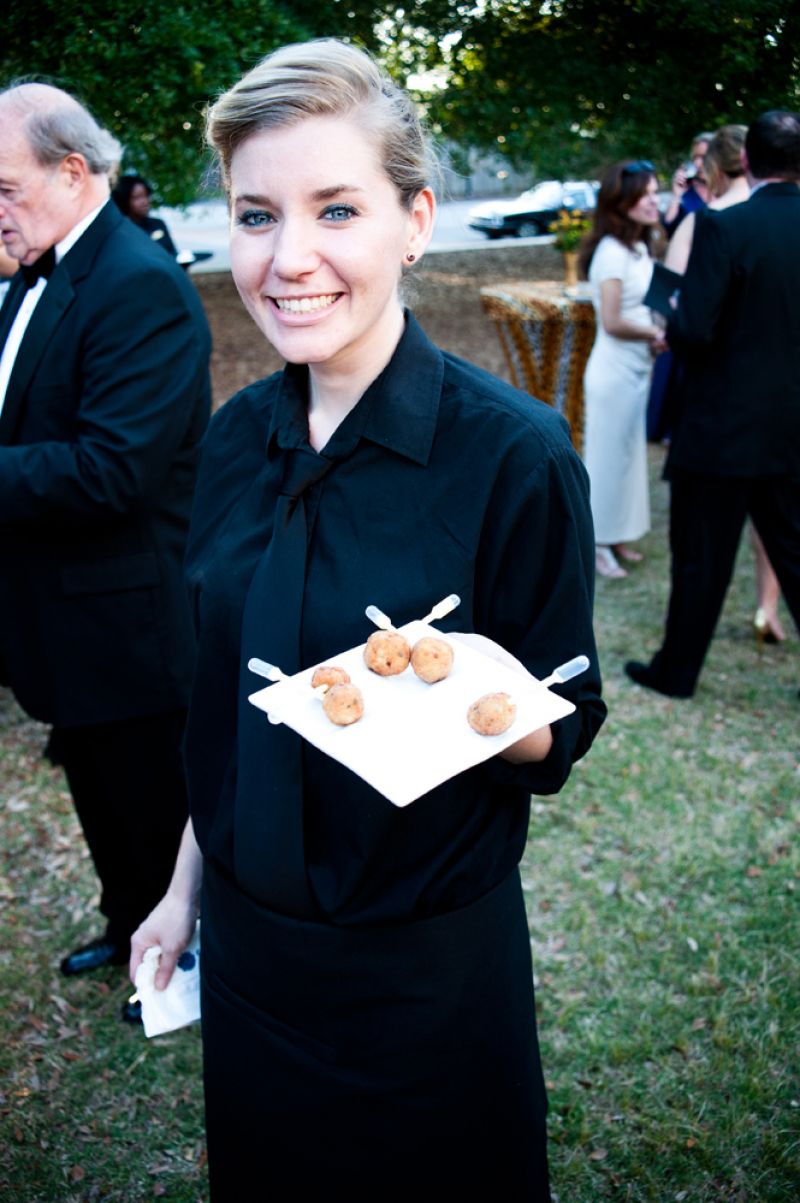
[271,217,320,278]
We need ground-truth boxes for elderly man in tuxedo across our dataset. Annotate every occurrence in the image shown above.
[0,83,211,1008]
[626,110,800,698]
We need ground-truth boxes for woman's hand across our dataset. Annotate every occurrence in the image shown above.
[649,311,669,356]
[129,819,203,990]
[130,892,199,991]
[662,166,689,226]
[449,632,553,764]
[670,165,689,199]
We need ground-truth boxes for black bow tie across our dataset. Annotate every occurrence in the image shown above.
[20,246,56,289]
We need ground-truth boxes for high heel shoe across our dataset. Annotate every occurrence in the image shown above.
[595,546,627,579]
[753,608,785,647]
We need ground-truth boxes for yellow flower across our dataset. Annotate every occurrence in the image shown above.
[550,207,591,251]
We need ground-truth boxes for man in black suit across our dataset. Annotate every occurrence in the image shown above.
[0,83,211,998]
[626,110,800,698]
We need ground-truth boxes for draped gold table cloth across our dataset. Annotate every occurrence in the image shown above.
[480,281,595,453]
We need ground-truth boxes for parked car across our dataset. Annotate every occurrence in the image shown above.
[467,180,596,239]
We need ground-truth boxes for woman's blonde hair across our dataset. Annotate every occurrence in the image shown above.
[205,39,437,210]
[705,124,747,189]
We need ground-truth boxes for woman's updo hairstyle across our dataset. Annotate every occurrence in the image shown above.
[205,39,437,211]
[704,124,747,192]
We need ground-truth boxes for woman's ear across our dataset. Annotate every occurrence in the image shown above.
[404,186,436,264]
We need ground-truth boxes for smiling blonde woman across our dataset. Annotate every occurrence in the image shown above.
[130,39,605,1199]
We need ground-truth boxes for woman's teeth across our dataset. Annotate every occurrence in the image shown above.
[275,294,338,313]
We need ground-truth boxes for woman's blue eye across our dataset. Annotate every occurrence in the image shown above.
[323,204,357,222]
[236,209,274,228]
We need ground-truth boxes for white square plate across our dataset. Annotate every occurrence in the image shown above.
[248,620,576,807]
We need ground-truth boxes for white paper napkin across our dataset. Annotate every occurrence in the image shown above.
[133,922,201,1038]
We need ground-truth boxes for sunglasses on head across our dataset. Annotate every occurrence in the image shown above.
[622,160,655,175]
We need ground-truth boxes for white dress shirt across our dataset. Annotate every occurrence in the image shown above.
[0,200,107,416]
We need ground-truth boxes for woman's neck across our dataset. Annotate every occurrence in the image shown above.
[306,306,406,452]
[709,175,750,210]
[306,377,360,453]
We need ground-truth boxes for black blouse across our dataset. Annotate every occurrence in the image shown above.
[184,313,605,925]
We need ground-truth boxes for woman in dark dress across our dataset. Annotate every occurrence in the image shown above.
[111,173,178,257]
[131,39,605,1200]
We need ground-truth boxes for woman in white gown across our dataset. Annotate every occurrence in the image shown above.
[580,161,664,578]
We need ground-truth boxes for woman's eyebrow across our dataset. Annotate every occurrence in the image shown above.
[233,193,272,206]
[233,185,366,206]
[311,184,365,201]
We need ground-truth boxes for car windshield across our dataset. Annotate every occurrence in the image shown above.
[521,182,563,206]
[563,184,594,207]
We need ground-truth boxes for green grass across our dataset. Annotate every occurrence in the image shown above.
[0,721,206,1202]
[528,448,799,1201]
[1,446,797,1201]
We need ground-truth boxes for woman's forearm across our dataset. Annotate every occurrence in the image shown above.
[603,316,661,342]
[129,819,203,989]
[599,277,659,343]
[500,724,554,764]
[166,818,203,906]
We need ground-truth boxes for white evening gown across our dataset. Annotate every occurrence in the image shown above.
[583,236,653,545]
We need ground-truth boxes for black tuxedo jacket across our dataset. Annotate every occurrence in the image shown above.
[0,200,211,726]
[666,181,800,478]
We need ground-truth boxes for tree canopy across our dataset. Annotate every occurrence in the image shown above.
[3,1,309,203]
[421,0,800,180]
[2,0,430,203]
[3,0,799,203]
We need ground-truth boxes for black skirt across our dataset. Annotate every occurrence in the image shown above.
[200,863,551,1201]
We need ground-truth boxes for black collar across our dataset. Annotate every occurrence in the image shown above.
[748,180,800,201]
[266,311,443,467]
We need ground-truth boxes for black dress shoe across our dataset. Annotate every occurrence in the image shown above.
[121,998,143,1025]
[60,936,128,977]
[624,660,694,699]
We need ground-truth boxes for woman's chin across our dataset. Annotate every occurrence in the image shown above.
[264,327,341,366]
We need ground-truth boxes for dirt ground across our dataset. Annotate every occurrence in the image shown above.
[193,243,564,407]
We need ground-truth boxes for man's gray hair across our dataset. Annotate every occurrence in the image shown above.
[1,83,121,175]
